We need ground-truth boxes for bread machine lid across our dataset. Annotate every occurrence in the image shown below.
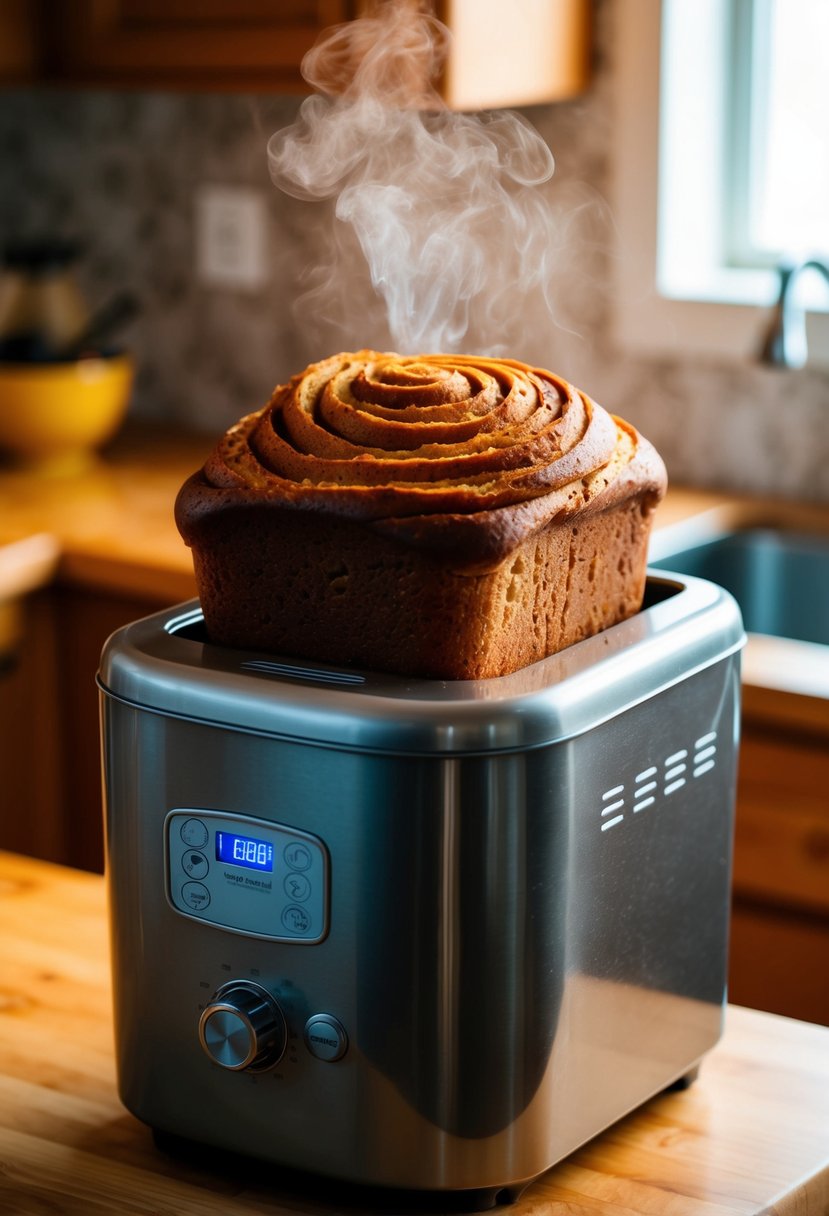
[97,574,745,755]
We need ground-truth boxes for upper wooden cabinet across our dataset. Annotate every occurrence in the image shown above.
[5,0,591,105]
[439,0,591,110]
[37,0,357,92]
[0,0,40,82]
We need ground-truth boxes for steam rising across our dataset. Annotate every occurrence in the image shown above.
[268,1,570,356]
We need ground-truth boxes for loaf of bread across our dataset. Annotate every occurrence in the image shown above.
[175,351,667,679]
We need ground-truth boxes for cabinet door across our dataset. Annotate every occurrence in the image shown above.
[55,583,167,873]
[0,584,166,874]
[729,725,829,1026]
[0,590,64,863]
[39,0,590,103]
[729,903,829,1027]
[0,0,39,83]
[734,730,829,918]
[42,0,355,91]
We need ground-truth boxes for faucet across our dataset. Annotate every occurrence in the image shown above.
[759,256,829,368]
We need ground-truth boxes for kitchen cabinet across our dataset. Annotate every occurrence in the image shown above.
[0,588,64,863]
[0,0,38,82]
[728,725,829,1026]
[0,581,166,874]
[6,0,591,107]
[37,0,356,93]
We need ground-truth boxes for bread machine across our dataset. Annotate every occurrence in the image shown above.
[98,571,744,1208]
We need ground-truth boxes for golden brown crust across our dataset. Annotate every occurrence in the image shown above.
[176,351,667,572]
[175,351,667,676]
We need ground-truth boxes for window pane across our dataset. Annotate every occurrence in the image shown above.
[752,0,829,256]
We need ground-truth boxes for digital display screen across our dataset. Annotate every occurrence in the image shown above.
[215,831,274,873]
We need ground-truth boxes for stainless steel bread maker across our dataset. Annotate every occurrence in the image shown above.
[98,572,745,1208]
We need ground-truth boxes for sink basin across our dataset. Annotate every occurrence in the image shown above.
[650,527,829,647]
[649,502,829,733]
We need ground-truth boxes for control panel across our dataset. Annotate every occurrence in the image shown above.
[166,810,328,943]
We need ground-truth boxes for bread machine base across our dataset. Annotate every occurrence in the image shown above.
[98,573,744,1207]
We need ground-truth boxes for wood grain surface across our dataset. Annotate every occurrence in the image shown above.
[0,850,827,1215]
[0,422,736,605]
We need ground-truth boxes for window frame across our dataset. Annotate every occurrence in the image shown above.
[611,0,829,368]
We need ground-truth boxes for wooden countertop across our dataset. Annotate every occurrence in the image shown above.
[2,421,828,735]
[0,422,746,605]
[0,424,211,604]
[0,849,827,1216]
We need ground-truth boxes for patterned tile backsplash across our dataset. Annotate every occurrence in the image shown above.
[1,20,827,500]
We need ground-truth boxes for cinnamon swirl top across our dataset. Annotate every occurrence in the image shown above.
[176,351,666,569]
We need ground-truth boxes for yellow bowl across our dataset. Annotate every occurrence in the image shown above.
[0,353,134,475]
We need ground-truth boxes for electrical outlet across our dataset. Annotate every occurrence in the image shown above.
[195,185,268,291]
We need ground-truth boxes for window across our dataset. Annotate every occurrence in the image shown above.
[726,0,829,269]
[613,0,829,366]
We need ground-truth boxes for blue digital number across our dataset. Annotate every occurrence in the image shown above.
[216,831,274,873]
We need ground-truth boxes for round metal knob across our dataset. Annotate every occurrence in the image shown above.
[198,982,286,1072]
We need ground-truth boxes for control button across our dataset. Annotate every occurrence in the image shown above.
[281,904,312,934]
[284,842,312,871]
[180,818,209,848]
[181,881,211,911]
[182,850,209,880]
[283,873,311,903]
[199,982,287,1072]
[304,1014,348,1062]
